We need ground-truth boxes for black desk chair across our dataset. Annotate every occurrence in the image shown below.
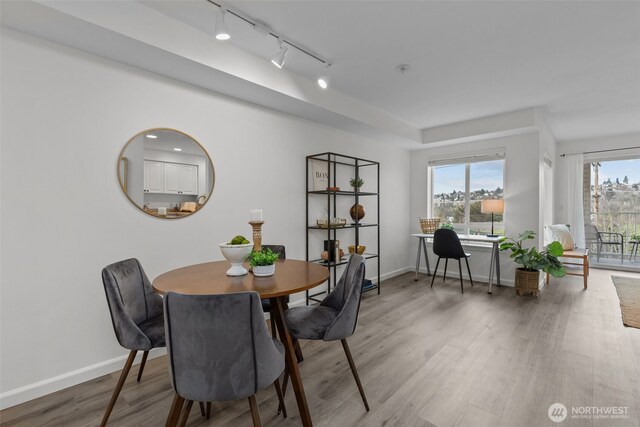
[430,229,474,293]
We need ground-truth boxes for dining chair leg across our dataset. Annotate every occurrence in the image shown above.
[137,350,149,382]
[199,401,205,417]
[270,316,277,338]
[177,400,193,427]
[206,402,212,420]
[430,258,441,288]
[457,259,464,294]
[443,258,449,282]
[293,338,304,362]
[274,377,287,418]
[165,394,185,427]
[341,339,369,411]
[100,350,137,427]
[248,395,262,427]
[465,257,474,287]
[284,301,304,363]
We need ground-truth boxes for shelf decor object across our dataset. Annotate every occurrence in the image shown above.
[306,152,380,304]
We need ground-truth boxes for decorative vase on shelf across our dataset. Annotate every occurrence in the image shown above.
[350,204,365,222]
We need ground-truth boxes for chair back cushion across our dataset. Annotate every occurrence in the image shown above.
[547,224,576,250]
[163,291,284,402]
[101,258,163,350]
[321,254,366,341]
[432,229,466,258]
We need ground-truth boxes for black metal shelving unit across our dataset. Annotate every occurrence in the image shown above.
[305,152,380,305]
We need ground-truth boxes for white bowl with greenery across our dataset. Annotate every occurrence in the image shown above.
[219,242,253,276]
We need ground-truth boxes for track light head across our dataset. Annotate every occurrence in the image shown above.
[317,64,331,89]
[215,8,230,41]
[271,40,288,69]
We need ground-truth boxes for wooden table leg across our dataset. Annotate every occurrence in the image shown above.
[270,297,313,427]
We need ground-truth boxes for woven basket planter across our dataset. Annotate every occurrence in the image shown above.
[515,268,540,297]
[419,218,440,234]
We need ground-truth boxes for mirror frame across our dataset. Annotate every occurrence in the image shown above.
[117,127,215,219]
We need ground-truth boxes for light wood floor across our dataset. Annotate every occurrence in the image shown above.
[2,268,640,427]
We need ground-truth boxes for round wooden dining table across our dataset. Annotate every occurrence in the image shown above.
[153,259,329,427]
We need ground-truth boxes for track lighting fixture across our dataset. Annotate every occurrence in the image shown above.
[214,7,230,40]
[271,39,289,69]
[205,0,332,87]
[317,65,331,89]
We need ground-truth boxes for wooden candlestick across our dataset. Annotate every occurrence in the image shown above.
[249,221,264,252]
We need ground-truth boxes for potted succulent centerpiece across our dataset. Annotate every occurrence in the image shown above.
[250,248,280,277]
[350,177,364,192]
[499,230,566,297]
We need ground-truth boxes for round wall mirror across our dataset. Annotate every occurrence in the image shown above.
[117,128,215,219]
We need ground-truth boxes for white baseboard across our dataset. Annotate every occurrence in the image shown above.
[0,348,166,410]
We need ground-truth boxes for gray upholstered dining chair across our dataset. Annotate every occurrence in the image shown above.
[163,291,287,427]
[282,254,369,412]
[100,258,165,427]
[430,228,474,293]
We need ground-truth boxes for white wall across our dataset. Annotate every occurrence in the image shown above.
[409,132,542,285]
[0,30,411,407]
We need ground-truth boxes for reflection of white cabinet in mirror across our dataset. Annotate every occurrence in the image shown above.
[163,162,198,195]
[143,160,164,193]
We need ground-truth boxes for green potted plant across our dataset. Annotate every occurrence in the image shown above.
[350,177,364,192]
[440,222,455,230]
[499,230,566,296]
[249,248,280,277]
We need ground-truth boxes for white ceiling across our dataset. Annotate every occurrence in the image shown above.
[144,0,640,142]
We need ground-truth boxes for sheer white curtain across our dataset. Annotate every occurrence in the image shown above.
[565,153,585,248]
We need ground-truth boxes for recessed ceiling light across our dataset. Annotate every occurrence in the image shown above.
[145,134,158,139]
[173,148,182,152]
[317,77,328,89]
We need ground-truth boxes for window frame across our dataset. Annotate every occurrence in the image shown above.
[429,156,505,235]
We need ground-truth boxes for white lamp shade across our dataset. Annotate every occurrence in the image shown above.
[481,199,504,214]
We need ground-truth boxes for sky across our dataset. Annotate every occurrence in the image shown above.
[594,159,640,185]
[433,160,504,195]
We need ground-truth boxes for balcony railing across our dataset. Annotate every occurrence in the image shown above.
[589,212,640,258]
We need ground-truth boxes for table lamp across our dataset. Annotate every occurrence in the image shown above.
[481,199,504,237]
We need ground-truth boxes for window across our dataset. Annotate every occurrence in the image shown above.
[430,155,505,235]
